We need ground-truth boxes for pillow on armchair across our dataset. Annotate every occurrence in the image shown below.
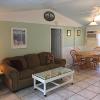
[47,53,54,64]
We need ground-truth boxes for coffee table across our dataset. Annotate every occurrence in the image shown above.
[32,67,74,96]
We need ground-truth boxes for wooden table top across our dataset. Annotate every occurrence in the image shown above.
[78,50,100,58]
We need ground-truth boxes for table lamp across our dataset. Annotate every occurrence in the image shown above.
[0,65,3,74]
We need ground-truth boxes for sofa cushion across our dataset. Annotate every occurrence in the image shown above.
[24,54,40,69]
[47,64,60,69]
[9,60,24,71]
[7,56,27,70]
[33,64,60,74]
[19,69,33,80]
[38,52,51,65]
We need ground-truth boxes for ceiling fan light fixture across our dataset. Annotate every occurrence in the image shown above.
[89,20,98,25]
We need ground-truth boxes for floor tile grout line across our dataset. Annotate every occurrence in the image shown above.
[75,93,93,100]
[67,80,94,94]
[66,79,100,99]
[89,94,100,100]
[75,83,100,100]
[55,89,75,100]
[75,70,100,100]
[86,87,100,94]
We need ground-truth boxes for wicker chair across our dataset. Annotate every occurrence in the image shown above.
[70,50,86,71]
[93,47,100,63]
[70,50,77,66]
[86,56,98,69]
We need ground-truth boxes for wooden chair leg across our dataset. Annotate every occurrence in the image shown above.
[77,66,80,73]
[91,62,97,70]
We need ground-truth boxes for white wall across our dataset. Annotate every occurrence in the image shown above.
[86,26,100,49]
[0,9,82,27]
[97,34,100,46]
[86,25,100,31]
[0,9,82,65]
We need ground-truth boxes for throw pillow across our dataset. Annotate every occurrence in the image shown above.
[47,53,54,64]
[9,60,24,71]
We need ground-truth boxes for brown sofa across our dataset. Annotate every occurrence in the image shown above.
[1,52,66,92]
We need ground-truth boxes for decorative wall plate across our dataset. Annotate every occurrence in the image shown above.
[44,11,55,21]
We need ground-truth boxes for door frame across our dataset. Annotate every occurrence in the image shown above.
[50,26,64,58]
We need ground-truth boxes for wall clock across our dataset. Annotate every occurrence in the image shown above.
[44,11,55,21]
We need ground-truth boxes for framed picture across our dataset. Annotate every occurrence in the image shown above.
[67,30,71,36]
[77,30,81,36]
[11,28,27,48]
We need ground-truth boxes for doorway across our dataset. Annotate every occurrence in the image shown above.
[51,28,62,58]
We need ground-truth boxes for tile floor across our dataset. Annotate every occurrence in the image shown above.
[1,67,100,100]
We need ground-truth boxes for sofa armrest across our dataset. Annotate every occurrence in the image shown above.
[1,63,19,79]
[54,58,66,67]
[0,63,19,91]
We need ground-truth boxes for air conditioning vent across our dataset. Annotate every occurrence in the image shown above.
[87,31,96,38]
